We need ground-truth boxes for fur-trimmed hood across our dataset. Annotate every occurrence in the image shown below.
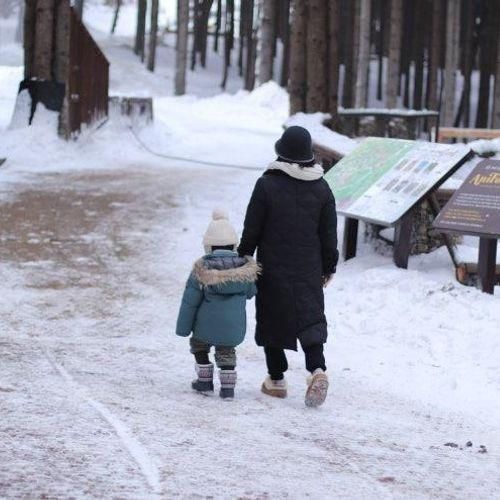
[193,252,260,287]
[267,161,324,181]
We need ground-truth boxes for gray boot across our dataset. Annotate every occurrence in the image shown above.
[219,369,237,399]
[192,363,214,393]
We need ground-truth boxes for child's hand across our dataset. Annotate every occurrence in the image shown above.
[322,274,333,288]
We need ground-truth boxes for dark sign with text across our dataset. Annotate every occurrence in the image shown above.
[434,159,500,237]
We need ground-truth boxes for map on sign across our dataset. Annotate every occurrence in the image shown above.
[434,159,500,237]
[324,137,471,226]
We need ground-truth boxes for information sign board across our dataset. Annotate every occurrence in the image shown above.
[434,159,500,237]
[324,138,471,226]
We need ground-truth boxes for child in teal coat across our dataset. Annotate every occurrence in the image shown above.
[176,209,259,399]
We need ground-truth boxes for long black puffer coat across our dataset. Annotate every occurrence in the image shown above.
[238,166,338,351]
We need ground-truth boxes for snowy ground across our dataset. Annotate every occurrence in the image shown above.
[1,161,499,499]
[1,2,500,498]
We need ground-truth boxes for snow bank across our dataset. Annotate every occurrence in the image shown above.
[0,80,289,184]
[286,112,358,157]
[0,65,23,130]
[469,137,500,156]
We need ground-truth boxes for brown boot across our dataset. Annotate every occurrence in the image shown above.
[261,376,288,398]
[305,369,329,407]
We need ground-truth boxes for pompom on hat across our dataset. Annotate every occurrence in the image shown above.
[203,208,239,252]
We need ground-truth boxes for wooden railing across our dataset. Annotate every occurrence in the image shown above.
[437,127,500,143]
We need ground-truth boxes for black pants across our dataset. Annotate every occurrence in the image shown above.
[264,344,326,380]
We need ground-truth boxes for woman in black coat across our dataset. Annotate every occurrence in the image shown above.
[238,126,339,407]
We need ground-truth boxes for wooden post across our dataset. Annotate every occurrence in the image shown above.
[478,238,498,294]
[147,0,159,72]
[427,192,459,268]
[343,217,359,260]
[393,210,413,269]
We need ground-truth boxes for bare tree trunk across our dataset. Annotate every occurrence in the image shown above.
[442,0,460,126]
[243,0,257,90]
[328,0,340,125]
[279,0,291,87]
[258,0,275,84]
[214,0,222,52]
[147,0,159,72]
[386,0,401,108]
[24,0,37,80]
[221,0,234,89]
[135,0,147,61]
[342,0,355,107]
[427,0,443,111]
[175,0,190,95]
[190,0,214,69]
[34,0,55,80]
[306,0,328,112]
[191,0,200,70]
[460,0,475,127]
[351,0,361,106]
[401,0,412,108]
[288,0,307,114]
[413,0,425,110]
[475,0,496,128]
[354,0,370,108]
[54,0,70,83]
[376,0,385,101]
[200,0,214,67]
[111,0,122,34]
[493,6,500,128]
[238,0,246,74]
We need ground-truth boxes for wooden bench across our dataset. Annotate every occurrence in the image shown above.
[437,127,500,143]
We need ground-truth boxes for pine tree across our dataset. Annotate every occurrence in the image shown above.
[33,0,55,80]
[175,0,190,95]
[342,0,356,107]
[442,0,460,126]
[475,0,496,128]
[147,0,160,72]
[354,0,371,108]
[259,0,275,84]
[412,0,425,110]
[306,0,328,112]
[135,0,147,61]
[427,0,444,111]
[328,0,340,124]
[493,9,500,128]
[289,0,307,114]
[111,0,122,34]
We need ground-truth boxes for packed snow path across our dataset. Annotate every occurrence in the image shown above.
[0,166,499,499]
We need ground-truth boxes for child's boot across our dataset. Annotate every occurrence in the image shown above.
[305,369,329,407]
[261,376,288,398]
[219,369,237,399]
[192,363,214,393]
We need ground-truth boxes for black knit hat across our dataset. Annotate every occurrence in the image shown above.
[275,126,315,165]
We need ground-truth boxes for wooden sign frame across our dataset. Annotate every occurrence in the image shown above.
[335,143,473,270]
[434,159,500,294]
